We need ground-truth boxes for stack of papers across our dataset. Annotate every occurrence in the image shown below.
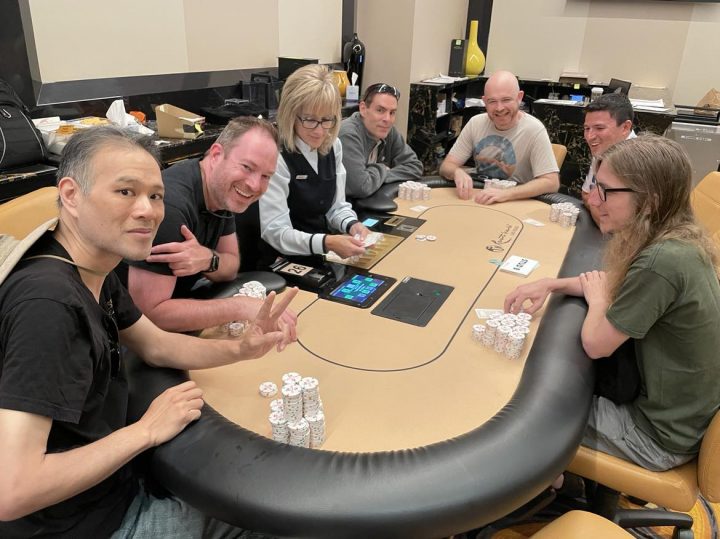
[630,98,673,112]
[422,75,468,84]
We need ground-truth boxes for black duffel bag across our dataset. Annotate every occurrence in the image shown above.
[0,79,47,172]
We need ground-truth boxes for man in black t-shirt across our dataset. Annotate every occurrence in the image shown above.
[124,116,297,335]
[0,126,296,537]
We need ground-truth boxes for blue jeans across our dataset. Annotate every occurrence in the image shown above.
[111,485,273,539]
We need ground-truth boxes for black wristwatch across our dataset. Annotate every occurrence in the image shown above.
[206,250,220,273]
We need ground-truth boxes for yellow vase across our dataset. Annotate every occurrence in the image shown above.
[465,20,486,76]
[332,70,350,98]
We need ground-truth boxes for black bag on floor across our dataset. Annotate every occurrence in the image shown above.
[0,79,47,172]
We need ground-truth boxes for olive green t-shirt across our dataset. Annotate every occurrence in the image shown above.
[607,239,720,454]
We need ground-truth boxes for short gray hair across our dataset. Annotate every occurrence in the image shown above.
[57,125,159,195]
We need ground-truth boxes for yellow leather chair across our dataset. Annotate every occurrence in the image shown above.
[552,143,568,169]
[690,171,720,247]
[532,510,632,538]
[568,409,720,539]
[0,186,59,239]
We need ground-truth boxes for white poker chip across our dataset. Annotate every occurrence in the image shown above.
[425,235,437,242]
[415,234,426,241]
[259,381,278,397]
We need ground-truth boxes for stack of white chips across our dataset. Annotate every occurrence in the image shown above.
[549,203,580,227]
[398,181,431,201]
[471,311,532,360]
[234,280,267,299]
[224,281,268,336]
[262,372,326,448]
[484,178,517,190]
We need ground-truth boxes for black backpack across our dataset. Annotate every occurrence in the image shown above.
[0,79,48,172]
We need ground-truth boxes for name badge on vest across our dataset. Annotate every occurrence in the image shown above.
[295,174,308,180]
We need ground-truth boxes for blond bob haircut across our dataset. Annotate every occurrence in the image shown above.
[276,64,341,155]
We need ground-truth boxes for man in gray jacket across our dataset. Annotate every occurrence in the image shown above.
[339,83,423,201]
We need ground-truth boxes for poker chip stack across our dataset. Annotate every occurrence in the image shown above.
[234,280,267,299]
[471,311,533,360]
[549,203,580,227]
[281,383,303,423]
[228,321,246,337]
[484,178,517,190]
[288,417,310,447]
[263,372,327,448]
[269,411,289,443]
[224,282,267,337]
[398,181,431,201]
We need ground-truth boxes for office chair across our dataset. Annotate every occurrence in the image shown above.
[690,171,720,248]
[567,408,720,539]
[0,186,58,238]
[532,510,633,538]
[551,143,568,169]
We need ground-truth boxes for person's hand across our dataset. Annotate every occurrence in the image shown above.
[137,380,204,447]
[504,278,554,315]
[241,287,299,355]
[579,270,610,308]
[146,225,213,277]
[326,234,366,259]
[349,222,370,241]
[453,168,474,200]
[474,187,512,205]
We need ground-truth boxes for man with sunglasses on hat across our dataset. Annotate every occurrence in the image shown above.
[0,126,297,537]
[440,70,559,204]
[339,83,423,202]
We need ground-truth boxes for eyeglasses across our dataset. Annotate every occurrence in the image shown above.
[297,116,337,129]
[363,83,401,102]
[595,182,637,202]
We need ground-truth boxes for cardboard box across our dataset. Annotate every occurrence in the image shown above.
[155,104,205,139]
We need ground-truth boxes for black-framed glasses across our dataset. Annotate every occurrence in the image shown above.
[596,182,637,202]
[296,116,337,129]
[363,83,401,102]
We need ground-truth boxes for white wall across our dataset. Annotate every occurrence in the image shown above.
[27,0,342,82]
[357,0,468,136]
[486,0,720,105]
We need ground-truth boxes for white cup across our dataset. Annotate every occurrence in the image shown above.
[591,87,603,101]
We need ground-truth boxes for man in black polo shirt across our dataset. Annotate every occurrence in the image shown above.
[124,116,297,335]
[0,126,296,537]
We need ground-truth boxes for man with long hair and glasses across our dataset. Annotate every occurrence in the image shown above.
[0,126,297,537]
[505,135,720,472]
[440,70,559,204]
[339,82,423,202]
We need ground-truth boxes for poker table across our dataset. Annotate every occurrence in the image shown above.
[127,187,603,538]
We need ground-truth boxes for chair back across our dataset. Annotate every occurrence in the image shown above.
[0,187,59,239]
[698,409,720,502]
[691,171,720,246]
[552,144,567,169]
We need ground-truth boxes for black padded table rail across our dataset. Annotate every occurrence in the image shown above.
[126,192,602,539]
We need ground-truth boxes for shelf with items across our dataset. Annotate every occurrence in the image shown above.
[407,77,487,175]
